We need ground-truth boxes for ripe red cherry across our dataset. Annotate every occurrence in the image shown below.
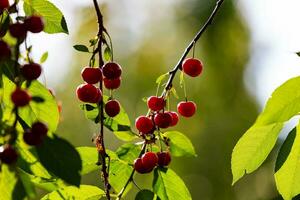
[134,158,149,174]
[11,88,31,107]
[135,116,154,134]
[157,151,171,167]
[147,96,165,111]
[0,145,18,164]
[23,130,43,146]
[32,121,48,137]
[0,40,11,60]
[21,63,42,80]
[168,111,179,127]
[103,77,121,90]
[102,62,122,79]
[81,67,102,84]
[154,112,172,128]
[9,23,27,39]
[182,58,203,77]
[141,152,158,171]
[177,101,197,117]
[105,100,120,117]
[0,0,9,10]
[24,15,44,33]
[76,83,102,103]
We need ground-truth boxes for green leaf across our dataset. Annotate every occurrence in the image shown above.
[104,46,112,61]
[41,185,105,200]
[156,73,169,85]
[18,168,37,199]
[23,0,68,34]
[275,122,300,200]
[36,135,82,186]
[76,146,100,175]
[135,189,155,200]
[275,128,296,172]
[109,159,133,193]
[296,52,300,57]
[73,44,90,53]
[231,123,283,184]
[40,52,48,63]
[164,131,196,157]
[153,168,192,200]
[170,88,179,99]
[0,165,26,200]
[232,76,300,184]
[116,143,141,164]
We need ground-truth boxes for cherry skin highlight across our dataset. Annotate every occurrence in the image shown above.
[147,96,165,111]
[9,23,27,40]
[11,88,31,107]
[0,40,11,60]
[177,101,197,117]
[81,67,102,84]
[141,152,158,171]
[103,77,121,90]
[21,63,42,80]
[157,151,171,167]
[24,15,44,33]
[135,116,154,134]
[0,145,18,164]
[102,62,122,79]
[154,112,172,128]
[182,58,203,77]
[168,111,179,127]
[105,100,120,117]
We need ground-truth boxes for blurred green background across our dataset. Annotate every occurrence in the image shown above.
[48,0,283,199]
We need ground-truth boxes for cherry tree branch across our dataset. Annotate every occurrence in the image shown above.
[92,0,111,199]
[117,0,225,199]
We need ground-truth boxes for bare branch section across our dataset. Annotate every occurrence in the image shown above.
[117,0,225,199]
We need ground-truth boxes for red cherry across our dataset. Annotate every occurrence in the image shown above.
[141,152,158,171]
[105,100,120,117]
[81,67,102,84]
[76,83,102,103]
[168,111,179,127]
[154,112,172,128]
[102,62,122,79]
[9,23,27,39]
[32,121,48,137]
[157,151,171,167]
[147,96,165,111]
[177,101,197,117]
[0,145,18,164]
[103,77,121,90]
[182,58,203,77]
[0,0,9,10]
[21,63,42,80]
[24,15,44,33]
[23,130,43,146]
[135,116,154,134]
[0,40,11,60]
[11,88,31,107]
[134,158,148,174]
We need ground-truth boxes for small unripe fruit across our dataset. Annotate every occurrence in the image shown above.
[0,0,9,10]
[147,96,165,111]
[81,67,102,84]
[141,152,158,171]
[24,15,44,33]
[32,121,48,137]
[134,158,148,174]
[76,83,102,103]
[0,40,11,60]
[135,116,154,134]
[0,145,18,164]
[11,88,31,107]
[9,23,27,39]
[157,151,171,167]
[102,62,122,79]
[105,100,120,117]
[182,58,203,77]
[177,101,197,117]
[103,77,121,90]
[168,111,179,127]
[154,112,172,128]
[21,63,42,80]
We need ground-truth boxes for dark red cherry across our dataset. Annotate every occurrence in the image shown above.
[76,83,102,103]
[135,116,154,134]
[168,111,179,127]
[141,152,158,171]
[103,77,121,90]
[177,101,197,117]
[0,0,9,10]
[182,58,203,77]
[105,100,120,117]
[154,112,172,128]
[21,63,42,80]
[157,151,171,167]
[81,67,102,84]
[134,158,148,174]
[24,15,44,33]
[23,130,43,146]
[147,96,165,111]
[102,62,122,79]
[9,23,27,40]
[0,145,18,164]
[0,40,11,60]
[11,88,31,107]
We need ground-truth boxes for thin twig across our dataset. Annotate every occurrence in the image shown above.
[117,0,225,199]
[92,0,111,199]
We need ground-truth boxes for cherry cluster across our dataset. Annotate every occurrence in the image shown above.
[133,57,203,173]
[0,1,50,165]
[76,62,123,118]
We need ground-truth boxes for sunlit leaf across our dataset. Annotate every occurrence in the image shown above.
[40,52,48,63]
[73,44,89,53]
